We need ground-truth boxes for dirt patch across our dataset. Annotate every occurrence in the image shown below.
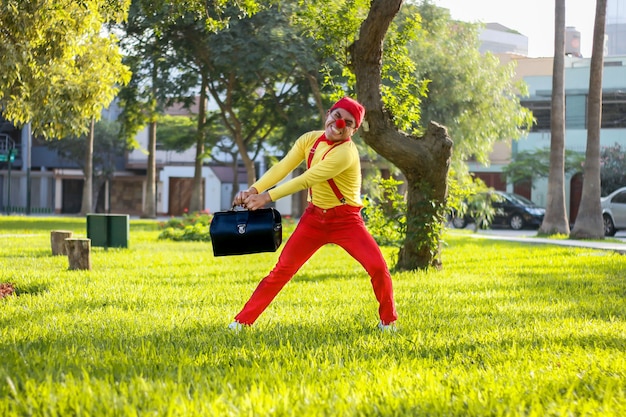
[0,283,15,299]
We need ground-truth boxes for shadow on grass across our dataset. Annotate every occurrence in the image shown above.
[0,217,86,232]
[0,249,53,259]
[0,281,49,303]
[2,233,624,400]
[3,300,625,385]
[13,282,49,296]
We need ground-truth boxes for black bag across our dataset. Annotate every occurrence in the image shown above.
[209,208,282,256]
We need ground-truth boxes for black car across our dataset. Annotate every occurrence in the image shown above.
[451,191,545,230]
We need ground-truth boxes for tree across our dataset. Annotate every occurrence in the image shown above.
[117,0,273,216]
[164,4,319,207]
[1,1,131,215]
[406,2,533,167]
[291,0,533,269]
[0,0,130,139]
[82,118,96,214]
[349,0,451,270]
[507,144,626,198]
[539,0,570,235]
[600,143,626,196]
[571,0,607,239]
[503,148,584,185]
[45,119,130,210]
[348,0,534,269]
[117,1,184,218]
[155,115,198,152]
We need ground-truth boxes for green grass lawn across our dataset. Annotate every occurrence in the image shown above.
[1,216,624,416]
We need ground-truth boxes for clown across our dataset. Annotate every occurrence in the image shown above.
[230,97,398,332]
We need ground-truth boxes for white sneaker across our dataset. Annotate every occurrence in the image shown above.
[378,321,397,332]
[228,321,244,332]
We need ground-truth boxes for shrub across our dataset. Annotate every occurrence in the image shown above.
[158,211,212,241]
[601,142,626,196]
[363,176,406,248]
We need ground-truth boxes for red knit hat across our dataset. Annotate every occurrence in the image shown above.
[330,97,365,128]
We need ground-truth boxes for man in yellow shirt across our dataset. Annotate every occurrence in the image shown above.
[230,97,398,331]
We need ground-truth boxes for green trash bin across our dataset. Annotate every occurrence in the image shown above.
[86,215,108,247]
[86,214,129,248]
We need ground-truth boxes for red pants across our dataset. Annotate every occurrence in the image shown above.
[234,203,398,325]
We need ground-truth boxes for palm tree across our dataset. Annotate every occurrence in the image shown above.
[539,0,570,235]
[571,0,607,239]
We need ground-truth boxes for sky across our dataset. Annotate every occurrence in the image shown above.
[433,0,598,58]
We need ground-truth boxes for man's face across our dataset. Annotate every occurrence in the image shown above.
[324,107,356,141]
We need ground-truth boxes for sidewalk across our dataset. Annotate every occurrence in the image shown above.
[450,229,626,255]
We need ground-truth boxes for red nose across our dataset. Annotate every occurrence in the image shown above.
[335,119,346,129]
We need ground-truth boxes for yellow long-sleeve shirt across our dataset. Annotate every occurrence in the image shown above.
[251,130,363,209]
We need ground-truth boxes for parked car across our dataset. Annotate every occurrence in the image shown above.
[601,186,626,236]
[451,191,545,230]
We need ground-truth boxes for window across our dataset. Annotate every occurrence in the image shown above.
[521,100,551,132]
[612,191,626,204]
[523,91,626,131]
[565,95,586,128]
[602,92,626,128]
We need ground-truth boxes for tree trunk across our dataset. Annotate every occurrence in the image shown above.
[229,113,256,187]
[142,119,157,218]
[65,238,91,271]
[571,0,607,239]
[50,230,73,255]
[142,57,159,219]
[306,71,326,121]
[80,118,95,215]
[210,78,257,189]
[397,122,452,270]
[230,156,240,204]
[190,73,208,212]
[539,0,570,235]
[351,0,453,270]
[92,175,106,213]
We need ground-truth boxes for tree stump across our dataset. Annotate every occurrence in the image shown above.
[65,238,91,271]
[50,230,73,255]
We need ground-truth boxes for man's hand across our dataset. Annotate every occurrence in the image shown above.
[233,187,271,210]
[243,192,272,210]
[233,187,257,207]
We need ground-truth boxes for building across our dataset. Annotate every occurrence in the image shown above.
[479,23,528,56]
[468,9,626,223]
[460,0,626,223]
[607,0,626,56]
[511,55,626,222]
[0,100,295,217]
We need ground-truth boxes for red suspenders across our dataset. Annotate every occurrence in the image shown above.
[307,135,348,204]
